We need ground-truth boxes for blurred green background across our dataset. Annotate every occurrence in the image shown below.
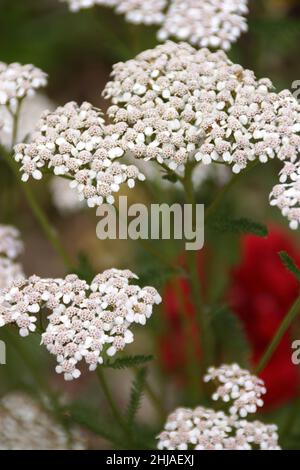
[1,0,300,449]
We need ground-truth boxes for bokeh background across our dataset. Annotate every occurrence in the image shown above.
[1,0,300,449]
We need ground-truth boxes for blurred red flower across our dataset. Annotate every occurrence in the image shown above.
[160,227,300,407]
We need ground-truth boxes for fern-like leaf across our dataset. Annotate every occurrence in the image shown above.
[210,217,268,237]
[103,355,153,370]
[126,367,147,428]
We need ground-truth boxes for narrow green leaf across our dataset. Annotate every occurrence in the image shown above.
[279,251,300,282]
[103,355,154,370]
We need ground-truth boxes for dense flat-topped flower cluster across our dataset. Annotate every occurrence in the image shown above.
[104,42,300,174]
[0,225,24,289]
[157,405,280,450]
[157,364,280,450]
[0,269,161,380]
[12,42,300,228]
[62,0,248,50]
[0,393,86,450]
[104,41,300,227]
[14,101,145,207]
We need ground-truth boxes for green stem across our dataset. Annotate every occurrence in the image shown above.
[114,203,180,271]
[182,161,213,373]
[0,149,72,269]
[96,367,132,441]
[255,294,300,374]
[174,277,202,403]
[0,101,73,269]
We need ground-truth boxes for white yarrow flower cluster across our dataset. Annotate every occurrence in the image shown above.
[62,0,248,49]
[157,364,280,450]
[0,225,24,290]
[115,0,167,25]
[0,62,47,112]
[204,363,266,417]
[157,405,280,450]
[0,393,85,450]
[104,42,300,172]
[0,269,161,380]
[104,41,300,225]
[0,62,47,145]
[158,0,248,50]
[0,225,23,259]
[14,101,145,207]
[269,160,300,230]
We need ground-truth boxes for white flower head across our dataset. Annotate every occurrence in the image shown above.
[14,101,145,207]
[204,363,266,417]
[0,62,47,112]
[0,62,47,146]
[158,364,280,451]
[0,258,24,292]
[0,225,23,259]
[270,163,300,230]
[157,405,280,450]
[104,41,300,225]
[0,269,161,380]
[158,0,248,50]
